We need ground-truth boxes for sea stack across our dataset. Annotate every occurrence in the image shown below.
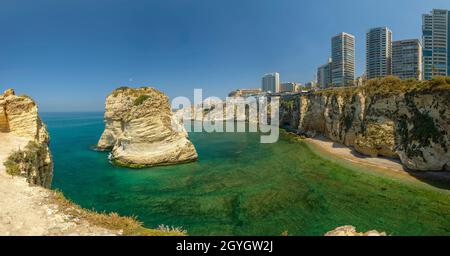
[97,87,198,168]
[0,89,53,188]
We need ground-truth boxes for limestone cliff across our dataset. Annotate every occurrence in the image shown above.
[280,77,450,171]
[0,89,53,188]
[97,87,198,168]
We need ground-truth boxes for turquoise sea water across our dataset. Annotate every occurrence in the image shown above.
[43,112,450,236]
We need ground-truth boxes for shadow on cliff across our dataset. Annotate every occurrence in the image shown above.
[329,142,450,191]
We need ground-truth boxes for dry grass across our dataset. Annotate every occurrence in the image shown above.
[50,190,187,236]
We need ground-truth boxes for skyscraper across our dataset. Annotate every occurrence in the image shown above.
[261,73,280,93]
[331,32,355,87]
[366,27,393,79]
[280,82,301,93]
[317,58,332,88]
[422,9,450,80]
[392,39,423,80]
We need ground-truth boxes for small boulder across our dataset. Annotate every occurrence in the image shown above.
[325,226,386,236]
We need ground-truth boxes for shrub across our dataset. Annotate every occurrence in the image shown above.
[115,86,130,91]
[3,141,45,178]
[4,154,21,176]
[50,190,187,236]
[112,87,131,97]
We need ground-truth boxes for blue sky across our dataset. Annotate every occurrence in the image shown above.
[0,0,448,111]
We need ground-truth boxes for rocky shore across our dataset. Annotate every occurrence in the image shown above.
[0,89,185,236]
[280,77,450,171]
[97,87,198,168]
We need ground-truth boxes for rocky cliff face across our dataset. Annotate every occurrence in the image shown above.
[0,89,53,188]
[97,87,198,168]
[280,77,450,171]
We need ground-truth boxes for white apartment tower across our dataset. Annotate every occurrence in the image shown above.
[261,73,280,93]
[392,39,423,80]
[366,27,393,79]
[317,58,332,88]
[422,9,450,80]
[331,32,355,86]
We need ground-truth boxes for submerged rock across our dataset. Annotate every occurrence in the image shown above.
[325,226,387,236]
[0,89,53,188]
[97,87,198,168]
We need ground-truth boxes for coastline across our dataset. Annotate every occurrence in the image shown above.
[303,135,450,190]
[0,133,185,236]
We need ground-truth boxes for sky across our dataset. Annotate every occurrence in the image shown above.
[1,0,449,112]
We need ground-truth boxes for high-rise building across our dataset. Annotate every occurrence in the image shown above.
[280,82,301,93]
[422,9,450,80]
[331,32,355,86]
[261,73,280,93]
[317,58,332,88]
[305,80,317,89]
[392,39,423,80]
[366,27,393,79]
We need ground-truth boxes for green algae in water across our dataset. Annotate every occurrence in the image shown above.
[43,112,450,236]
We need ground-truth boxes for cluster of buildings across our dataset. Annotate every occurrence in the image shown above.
[233,8,449,96]
[260,73,304,94]
[315,8,450,88]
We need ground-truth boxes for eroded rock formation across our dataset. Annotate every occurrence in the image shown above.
[97,87,198,168]
[0,89,53,188]
[280,77,450,171]
[325,226,387,236]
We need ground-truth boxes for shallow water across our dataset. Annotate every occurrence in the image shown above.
[43,112,450,236]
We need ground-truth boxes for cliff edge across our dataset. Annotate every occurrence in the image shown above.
[0,89,113,235]
[0,89,185,236]
[0,89,52,187]
[97,87,198,168]
[280,77,450,171]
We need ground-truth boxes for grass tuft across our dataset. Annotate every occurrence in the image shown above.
[50,190,187,236]
[133,95,151,106]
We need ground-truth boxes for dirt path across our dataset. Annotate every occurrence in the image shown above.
[0,133,117,236]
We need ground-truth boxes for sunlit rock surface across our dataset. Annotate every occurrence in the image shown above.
[97,87,198,168]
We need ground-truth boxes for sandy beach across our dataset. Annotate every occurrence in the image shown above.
[304,136,450,188]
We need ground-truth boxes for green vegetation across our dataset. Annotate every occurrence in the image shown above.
[112,86,131,97]
[342,114,354,132]
[3,153,21,176]
[111,87,163,99]
[315,76,450,98]
[398,108,447,158]
[133,95,151,106]
[316,85,359,98]
[3,141,45,177]
[285,99,295,109]
[50,112,450,235]
[50,190,187,236]
[114,86,130,91]
[311,76,450,160]
[409,111,442,148]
